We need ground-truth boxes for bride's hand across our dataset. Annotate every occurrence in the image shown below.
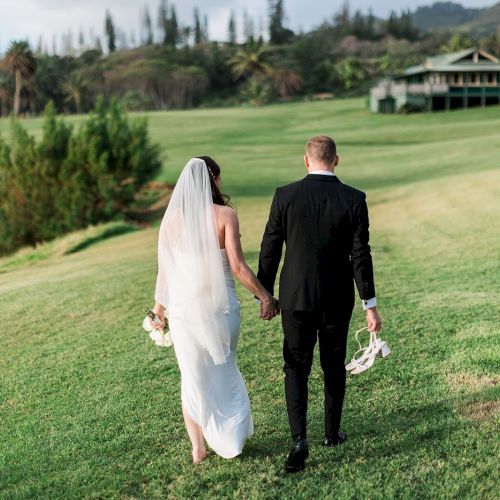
[152,303,165,328]
[260,296,279,320]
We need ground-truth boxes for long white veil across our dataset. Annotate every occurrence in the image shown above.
[154,158,231,365]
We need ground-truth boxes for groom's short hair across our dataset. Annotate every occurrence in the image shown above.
[306,136,337,165]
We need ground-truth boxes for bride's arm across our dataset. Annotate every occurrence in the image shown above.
[222,207,277,315]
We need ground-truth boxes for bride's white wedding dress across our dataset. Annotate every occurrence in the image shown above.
[168,249,254,458]
[154,158,253,459]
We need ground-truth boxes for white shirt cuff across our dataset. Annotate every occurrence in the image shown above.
[361,297,377,310]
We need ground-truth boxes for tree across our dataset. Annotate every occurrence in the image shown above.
[480,33,500,55]
[0,100,162,255]
[158,0,169,45]
[2,40,37,116]
[366,9,376,39]
[0,76,9,117]
[272,67,302,99]
[203,15,209,43]
[335,57,364,90]
[166,5,179,46]
[229,39,273,80]
[105,10,116,52]
[269,0,294,44]
[143,6,154,45]
[194,7,202,45]
[61,73,87,114]
[228,11,237,45]
[442,32,475,52]
[36,35,43,55]
[78,29,85,50]
[241,77,271,106]
[352,10,366,38]
[387,10,419,41]
[334,0,351,36]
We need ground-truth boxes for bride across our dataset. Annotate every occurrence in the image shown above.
[151,156,278,464]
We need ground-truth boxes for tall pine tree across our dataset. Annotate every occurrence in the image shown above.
[269,0,293,44]
[166,5,179,46]
[143,6,154,45]
[105,10,116,52]
[228,11,237,45]
[194,7,202,45]
[158,0,168,45]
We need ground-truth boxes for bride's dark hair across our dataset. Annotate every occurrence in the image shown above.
[196,156,232,207]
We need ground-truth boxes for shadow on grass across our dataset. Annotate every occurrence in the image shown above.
[64,223,138,254]
[239,386,498,474]
[242,439,284,460]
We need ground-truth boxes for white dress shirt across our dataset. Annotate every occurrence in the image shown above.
[309,169,377,310]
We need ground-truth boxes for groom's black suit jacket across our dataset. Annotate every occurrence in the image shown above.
[258,174,375,311]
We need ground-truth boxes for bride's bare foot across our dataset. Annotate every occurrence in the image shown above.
[192,447,207,464]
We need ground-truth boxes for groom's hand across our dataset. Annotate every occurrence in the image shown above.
[260,297,279,321]
[366,307,382,332]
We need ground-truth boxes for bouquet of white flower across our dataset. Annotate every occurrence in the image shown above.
[143,306,172,347]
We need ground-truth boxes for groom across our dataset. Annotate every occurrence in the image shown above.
[257,135,381,473]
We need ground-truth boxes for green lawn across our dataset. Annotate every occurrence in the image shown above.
[1,99,499,498]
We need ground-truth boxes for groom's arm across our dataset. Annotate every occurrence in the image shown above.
[257,189,284,297]
[351,193,376,305]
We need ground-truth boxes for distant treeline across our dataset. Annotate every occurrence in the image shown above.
[1,0,500,115]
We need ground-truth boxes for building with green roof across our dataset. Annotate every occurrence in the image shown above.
[370,48,500,113]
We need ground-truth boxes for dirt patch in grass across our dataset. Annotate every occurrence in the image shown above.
[446,372,499,392]
[461,400,500,421]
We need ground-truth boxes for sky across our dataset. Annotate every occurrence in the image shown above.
[0,0,497,54]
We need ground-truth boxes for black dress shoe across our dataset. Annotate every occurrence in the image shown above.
[323,431,348,447]
[285,436,309,473]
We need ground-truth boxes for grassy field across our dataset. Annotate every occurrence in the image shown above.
[1,99,499,498]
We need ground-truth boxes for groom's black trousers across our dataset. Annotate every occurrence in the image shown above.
[281,306,353,440]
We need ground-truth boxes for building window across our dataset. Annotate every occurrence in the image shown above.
[470,73,476,84]
[488,73,494,84]
[454,73,460,84]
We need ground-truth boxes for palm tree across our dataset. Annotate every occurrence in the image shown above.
[2,41,37,116]
[61,74,87,114]
[228,39,273,80]
[272,68,302,99]
[0,76,9,117]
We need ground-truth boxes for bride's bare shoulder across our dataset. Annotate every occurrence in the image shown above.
[216,205,238,227]
[216,205,238,222]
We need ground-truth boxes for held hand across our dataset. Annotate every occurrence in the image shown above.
[366,307,382,333]
[260,297,280,321]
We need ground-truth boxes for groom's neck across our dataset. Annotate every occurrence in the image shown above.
[307,166,335,174]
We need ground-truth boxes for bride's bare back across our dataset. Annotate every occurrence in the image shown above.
[213,204,276,318]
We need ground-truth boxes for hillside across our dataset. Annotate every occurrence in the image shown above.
[412,1,482,31]
[1,99,499,497]
[459,2,500,37]
[412,1,500,36]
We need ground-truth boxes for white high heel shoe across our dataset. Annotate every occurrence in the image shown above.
[346,327,391,375]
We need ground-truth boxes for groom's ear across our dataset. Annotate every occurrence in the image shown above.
[334,155,339,167]
[304,155,309,168]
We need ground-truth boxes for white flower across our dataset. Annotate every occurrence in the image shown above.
[142,315,172,347]
[149,329,173,347]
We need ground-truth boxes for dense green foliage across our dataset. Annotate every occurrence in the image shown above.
[0,100,161,255]
[0,99,498,497]
[2,2,500,116]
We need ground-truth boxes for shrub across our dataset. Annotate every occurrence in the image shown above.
[0,99,161,256]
